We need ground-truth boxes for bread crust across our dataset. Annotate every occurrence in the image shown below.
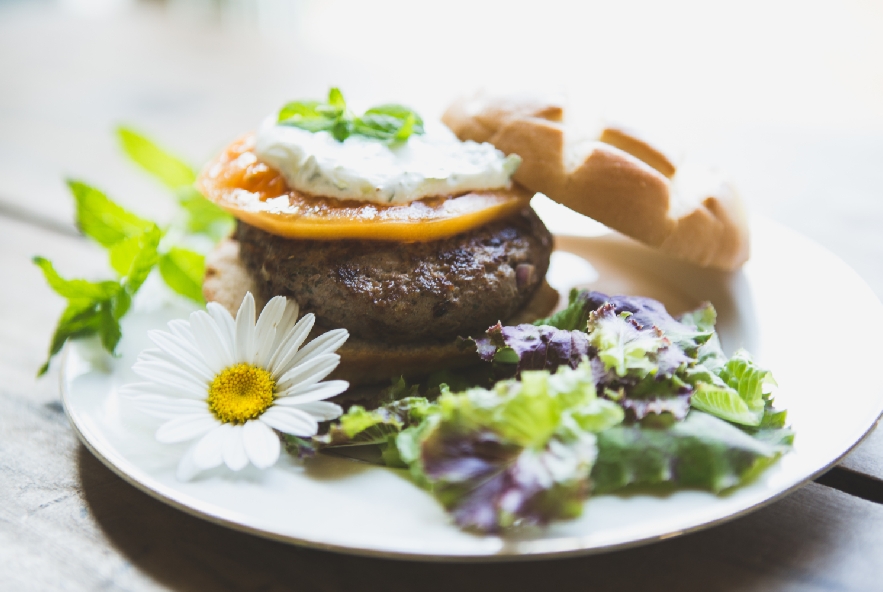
[442,94,750,271]
[203,238,559,386]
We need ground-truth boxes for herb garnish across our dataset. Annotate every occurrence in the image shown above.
[277,88,424,143]
[35,129,233,375]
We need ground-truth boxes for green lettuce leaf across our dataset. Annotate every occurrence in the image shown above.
[687,349,777,427]
[587,303,668,378]
[592,411,791,493]
[314,397,435,448]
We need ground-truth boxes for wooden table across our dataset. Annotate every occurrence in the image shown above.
[2,2,883,590]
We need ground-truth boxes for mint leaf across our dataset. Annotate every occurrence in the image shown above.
[68,180,154,248]
[158,247,205,304]
[32,256,119,300]
[116,127,197,190]
[122,226,161,293]
[177,186,233,239]
[33,258,126,375]
[38,299,105,376]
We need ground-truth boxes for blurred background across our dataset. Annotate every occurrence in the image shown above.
[2,0,882,288]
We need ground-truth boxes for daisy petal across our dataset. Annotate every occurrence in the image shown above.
[260,406,318,436]
[288,329,349,368]
[190,310,234,371]
[120,381,204,402]
[137,348,214,386]
[253,296,287,367]
[223,425,248,471]
[234,292,256,363]
[272,299,300,352]
[192,424,230,470]
[148,330,215,380]
[276,354,340,392]
[156,413,218,443]
[128,395,207,419]
[290,401,344,421]
[268,314,315,376]
[277,380,350,404]
[242,420,280,469]
[176,442,201,481]
[206,301,236,344]
[167,319,198,348]
[132,360,209,397]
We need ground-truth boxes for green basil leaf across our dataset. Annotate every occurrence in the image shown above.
[276,90,423,143]
[68,180,154,247]
[327,87,346,110]
[158,247,206,304]
[394,112,417,141]
[278,100,322,122]
[116,127,197,190]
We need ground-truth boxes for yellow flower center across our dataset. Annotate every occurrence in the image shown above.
[207,363,276,424]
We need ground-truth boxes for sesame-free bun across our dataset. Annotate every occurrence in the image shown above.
[442,93,750,271]
[202,238,559,386]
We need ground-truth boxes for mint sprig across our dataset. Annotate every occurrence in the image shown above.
[277,88,424,143]
[116,126,233,240]
[36,126,231,375]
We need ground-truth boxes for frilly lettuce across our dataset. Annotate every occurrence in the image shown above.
[394,362,623,532]
[592,411,792,493]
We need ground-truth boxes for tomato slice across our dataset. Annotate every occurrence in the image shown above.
[197,135,532,242]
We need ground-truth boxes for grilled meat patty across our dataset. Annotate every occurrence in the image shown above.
[236,207,553,344]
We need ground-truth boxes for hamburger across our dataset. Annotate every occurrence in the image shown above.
[197,90,749,386]
[198,90,558,385]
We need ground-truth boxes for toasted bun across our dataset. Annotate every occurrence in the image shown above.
[442,94,750,271]
[203,238,559,386]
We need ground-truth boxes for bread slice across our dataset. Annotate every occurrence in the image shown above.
[203,238,559,386]
[442,94,750,271]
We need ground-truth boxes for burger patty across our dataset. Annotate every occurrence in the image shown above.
[236,207,553,344]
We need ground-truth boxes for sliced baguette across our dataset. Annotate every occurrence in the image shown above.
[442,94,749,271]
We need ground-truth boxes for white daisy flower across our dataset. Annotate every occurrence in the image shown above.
[121,292,349,480]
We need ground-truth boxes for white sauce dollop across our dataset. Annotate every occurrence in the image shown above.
[253,118,521,204]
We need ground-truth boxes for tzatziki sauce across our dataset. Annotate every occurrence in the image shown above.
[253,118,521,204]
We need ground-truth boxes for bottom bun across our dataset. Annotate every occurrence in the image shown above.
[203,238,559,386]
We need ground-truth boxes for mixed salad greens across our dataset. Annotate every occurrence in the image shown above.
[287,289,794,533]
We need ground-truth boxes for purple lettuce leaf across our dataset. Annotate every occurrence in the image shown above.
[474,322,590,372]
[420,425,595,532]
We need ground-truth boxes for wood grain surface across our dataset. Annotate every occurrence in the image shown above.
[2,1,883,590]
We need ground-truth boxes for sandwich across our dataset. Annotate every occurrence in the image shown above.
[197,89,749,386]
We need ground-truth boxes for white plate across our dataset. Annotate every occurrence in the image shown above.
[61,216,883,561]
